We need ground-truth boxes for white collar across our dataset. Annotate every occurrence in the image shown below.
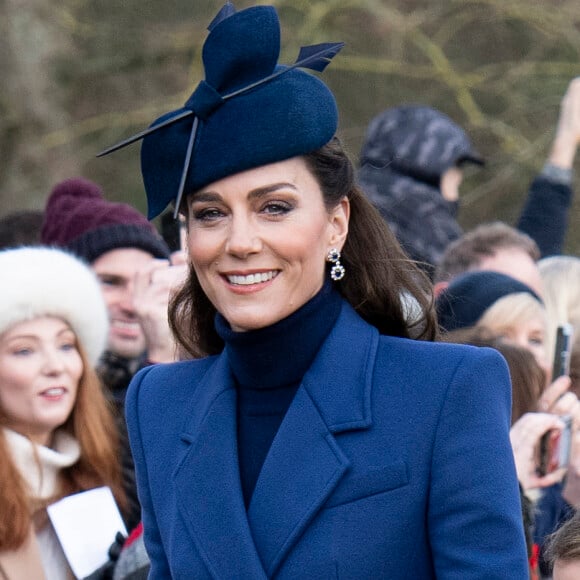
[3,428,81,500]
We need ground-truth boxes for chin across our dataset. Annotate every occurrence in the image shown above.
[40,417,71,437]
[109,341,147,360]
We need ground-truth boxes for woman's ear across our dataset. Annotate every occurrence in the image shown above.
[328,197,350,250]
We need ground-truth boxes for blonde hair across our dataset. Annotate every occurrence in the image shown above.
[539,255,580,363]
[477,292,547,336]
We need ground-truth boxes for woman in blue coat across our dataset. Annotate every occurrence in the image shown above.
[104,3,529,578]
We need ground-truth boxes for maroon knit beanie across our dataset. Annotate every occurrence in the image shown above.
[41,177,170,263]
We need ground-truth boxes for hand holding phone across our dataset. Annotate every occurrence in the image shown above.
[511,413,568,489]
[536,414,573,477]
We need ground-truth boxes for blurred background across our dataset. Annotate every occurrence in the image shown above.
[1,0,580,250]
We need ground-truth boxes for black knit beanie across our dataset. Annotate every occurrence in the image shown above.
[436,270,542,332]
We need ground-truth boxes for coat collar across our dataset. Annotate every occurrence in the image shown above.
[173,354,267,579]
[3,429,80,501]
[298,300,376,434]
[174,301,379,577]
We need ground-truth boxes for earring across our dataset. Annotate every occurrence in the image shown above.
[327,248,345,281]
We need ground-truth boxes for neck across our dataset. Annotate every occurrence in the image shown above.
[215,280,343,389]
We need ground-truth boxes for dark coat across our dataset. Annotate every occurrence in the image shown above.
[97,352,144,532]
[356,163,462,272]
[516,175,573,258]
[126,301,528,579]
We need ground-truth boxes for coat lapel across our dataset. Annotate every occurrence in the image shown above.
[173,355,267,579]
[248,302,379,576]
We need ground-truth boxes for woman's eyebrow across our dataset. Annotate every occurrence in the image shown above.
[190,182,298,203]
[247,183,297,200]
[5,334,40,342]
[189,191,222,203]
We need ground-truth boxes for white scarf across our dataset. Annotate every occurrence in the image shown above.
[2,429,81,579]
[3,428,81,500]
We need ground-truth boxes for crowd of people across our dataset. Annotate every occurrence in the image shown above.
[2,2,580,579]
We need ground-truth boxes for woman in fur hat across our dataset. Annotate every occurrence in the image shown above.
[101,3,529,577]
[0,247,126,579]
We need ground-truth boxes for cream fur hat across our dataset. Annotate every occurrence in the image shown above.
[0,247,109,365]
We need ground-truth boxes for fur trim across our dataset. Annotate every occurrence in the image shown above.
[0,247,108,364]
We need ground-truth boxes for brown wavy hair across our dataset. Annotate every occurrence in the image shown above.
[170,137,438,358]
[0,339,126,550]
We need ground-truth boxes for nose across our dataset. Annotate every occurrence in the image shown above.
[225,214,261,258]
[42,348,66,375]
[118,282,137,316]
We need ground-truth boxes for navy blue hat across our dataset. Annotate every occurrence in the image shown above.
[98,3,344,219]
[436,271,542,332]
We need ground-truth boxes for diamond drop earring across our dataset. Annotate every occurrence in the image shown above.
[326,248,345,281]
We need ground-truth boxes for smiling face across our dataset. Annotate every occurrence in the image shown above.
[185,156,349,332]
[0,316,83,446]
[92,248,156,358]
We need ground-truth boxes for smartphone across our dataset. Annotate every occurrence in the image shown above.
[552,323,574,380]
[537,414,573,476]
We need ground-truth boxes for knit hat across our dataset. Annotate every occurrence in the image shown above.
[41,177,170,263]
[360,105,483,185]
[436,270,542,333]
[98,2,344,219]
[0,247,109,364]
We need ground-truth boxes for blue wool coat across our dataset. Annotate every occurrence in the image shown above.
[126,301,529,579]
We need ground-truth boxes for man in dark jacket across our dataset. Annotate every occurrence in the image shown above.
[357,104,483,276]
[358,77,580,278]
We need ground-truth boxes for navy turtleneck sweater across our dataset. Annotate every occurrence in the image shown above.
[215,280,343,507]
